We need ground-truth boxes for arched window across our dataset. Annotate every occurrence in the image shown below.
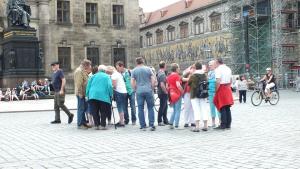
[194,17,204,35]
[146,32,153,46]
[210,12,221,32]
[156,29,164,44]
[179,21,189,38]
[167,25,175,41]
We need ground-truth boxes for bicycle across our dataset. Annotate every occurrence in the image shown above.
[154,94,185,113]
[251,82,280,106]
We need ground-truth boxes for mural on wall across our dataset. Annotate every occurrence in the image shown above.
[141,33,232,69]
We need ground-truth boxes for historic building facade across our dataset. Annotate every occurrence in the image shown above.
[139,0,230,70]
[0,0,140,90]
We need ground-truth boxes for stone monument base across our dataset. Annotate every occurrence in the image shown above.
[0,27,44,88]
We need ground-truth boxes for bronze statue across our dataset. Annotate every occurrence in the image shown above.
[7,0,31,27]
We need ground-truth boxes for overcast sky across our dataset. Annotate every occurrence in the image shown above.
[139,0,182,12]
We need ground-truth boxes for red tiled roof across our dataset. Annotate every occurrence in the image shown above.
[143,0,220,27]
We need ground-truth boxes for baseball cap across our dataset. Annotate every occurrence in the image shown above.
[50,61,59,66]
[266,67,271,71]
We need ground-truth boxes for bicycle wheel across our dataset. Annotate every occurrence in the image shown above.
[269,91,279,105]
[154,96,160,113]
[251,91,263,106]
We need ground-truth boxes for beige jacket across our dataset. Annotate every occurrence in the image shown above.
[74,66,89,97]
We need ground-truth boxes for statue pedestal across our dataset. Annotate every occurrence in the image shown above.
[0,27,44,88]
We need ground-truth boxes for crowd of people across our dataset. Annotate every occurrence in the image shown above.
[0,79,51,101]
[49,57,235,132]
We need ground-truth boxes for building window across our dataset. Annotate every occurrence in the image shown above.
[146,32,153,46]
[57,0,70,23]
[210,13,221,32]
[167,25,175,41]
[140,36,143,48]
[58,47,71,71]
[86,3,98,24]
[113,48,126,66]
[298,2,300,27]
[87,47,99,66]
[194,17,204,35]
[156,29,163,44]
[179,22,189,39]
[113,5,124,27]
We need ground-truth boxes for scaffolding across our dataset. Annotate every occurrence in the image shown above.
[271,0,299,88]
[222,0,246,74]
[223,0,299,87]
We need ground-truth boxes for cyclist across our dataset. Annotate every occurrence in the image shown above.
[260,67,276,99]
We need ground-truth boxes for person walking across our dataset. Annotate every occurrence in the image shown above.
[208,60,220,128]
[74,59,92,129]
[131,57,156,131]
[167,63,184,129]
[112,61,128,127]
[237,75,248,103]
[50,61,74,124]
[188,62,209,132]
[123,66,137,125]
[157,61,169,126]
[86,65,113,130]
[214,58,234,130]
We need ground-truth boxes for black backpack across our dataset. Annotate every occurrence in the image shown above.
[196,80,208,99]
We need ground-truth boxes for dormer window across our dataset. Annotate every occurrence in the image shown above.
[160,10,168,17]
[185,0,193,8]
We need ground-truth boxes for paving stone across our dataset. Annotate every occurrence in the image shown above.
[0,90,299,168]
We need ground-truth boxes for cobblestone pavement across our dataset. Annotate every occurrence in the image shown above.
[0,90,299,168]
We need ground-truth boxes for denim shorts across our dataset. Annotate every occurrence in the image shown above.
[114,91,127,113]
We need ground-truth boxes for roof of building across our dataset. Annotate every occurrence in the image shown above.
[142,0,220,28]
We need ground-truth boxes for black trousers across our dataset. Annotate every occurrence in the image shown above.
[220,105,232,129]
[157,93,169,124]
[239,90,247,103]
[89,99,110,127]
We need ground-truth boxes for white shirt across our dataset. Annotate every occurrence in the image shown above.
[238,80,248,91]
[111,71,127,94]
[215,64,232,84]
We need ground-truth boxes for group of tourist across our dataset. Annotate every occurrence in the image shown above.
[0,79,51,101]
[49,57,234,132]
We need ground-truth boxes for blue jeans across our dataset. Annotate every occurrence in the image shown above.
[170,97,182,127]
[209,92,220,118]
[158,93,168,124]
[136,91,155,128]
[114,91,127,113]
[124,92,137,123]
[77,96,87,126]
